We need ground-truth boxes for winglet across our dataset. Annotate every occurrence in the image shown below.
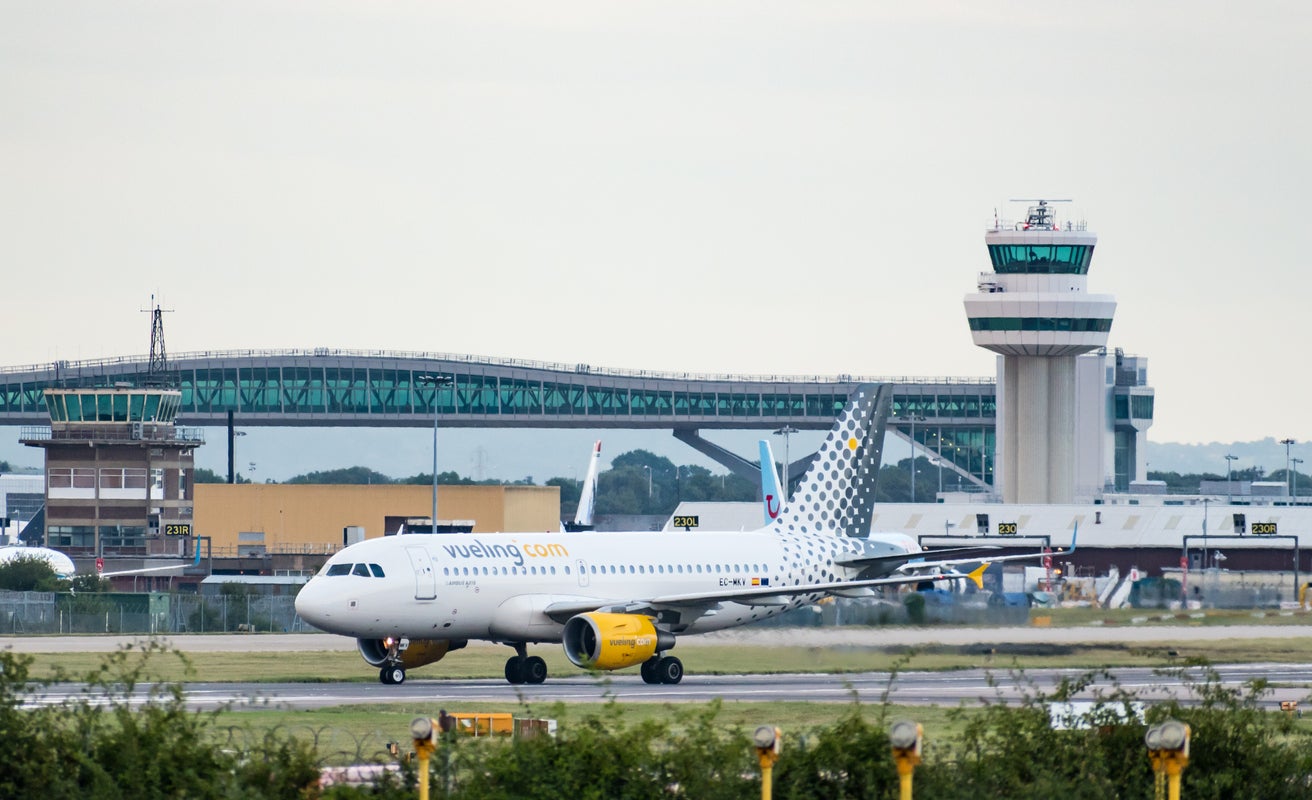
[966,562,989,590]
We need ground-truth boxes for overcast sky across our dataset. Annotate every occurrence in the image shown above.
[3,2,1310,478]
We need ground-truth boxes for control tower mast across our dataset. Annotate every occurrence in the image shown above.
[963,200,1116,503]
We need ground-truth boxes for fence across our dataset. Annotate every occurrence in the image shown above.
[0,591,305,635]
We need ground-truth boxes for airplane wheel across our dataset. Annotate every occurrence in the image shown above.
[382,666,405,685]
[504,656,527,684]
[657,656,683,685]
[379,667,392,685]
[523,655,548,684]
[640,657,661,685]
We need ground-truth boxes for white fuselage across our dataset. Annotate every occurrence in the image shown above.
[294,528,908,643]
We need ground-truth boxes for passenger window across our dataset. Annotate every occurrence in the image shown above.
[352,563,370,577]
[369,564,385,578]
[564,566,570,575]
[638,565,645,574]
[550,566,556,575]
[609,565,616,574]
[326,564,352,577]
[443,567,450,576]
[590,565,597,574]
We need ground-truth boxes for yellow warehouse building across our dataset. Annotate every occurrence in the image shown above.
[194,484,561,555]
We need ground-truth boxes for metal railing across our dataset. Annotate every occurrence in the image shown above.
[1,347,994,387]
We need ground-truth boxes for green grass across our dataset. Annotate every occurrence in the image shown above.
[215,699,968,766]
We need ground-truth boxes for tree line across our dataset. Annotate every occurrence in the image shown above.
[194,451,995,518]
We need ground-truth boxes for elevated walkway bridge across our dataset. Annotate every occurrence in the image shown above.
[0,350,996,488]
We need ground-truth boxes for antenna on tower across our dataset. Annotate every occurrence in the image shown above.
[141,294,176,387]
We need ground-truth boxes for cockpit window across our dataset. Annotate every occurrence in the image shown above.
[369,564,385,578]
[326,563,352,576]
[351,563,371,577]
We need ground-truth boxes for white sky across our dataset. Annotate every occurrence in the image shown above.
[3,1,1310,455]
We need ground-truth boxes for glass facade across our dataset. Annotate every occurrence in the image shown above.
[987,244,1093,274]
[968,317,1113,333]
[1114,394,1155,421]
[45,390,179,423]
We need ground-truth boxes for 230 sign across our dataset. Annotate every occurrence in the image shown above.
[1251,522,1278,535]
[997,522,1019,535]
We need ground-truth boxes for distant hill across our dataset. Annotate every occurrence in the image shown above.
[1145,437,1302,478]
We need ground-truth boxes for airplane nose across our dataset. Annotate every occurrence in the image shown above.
[294,578,332,628]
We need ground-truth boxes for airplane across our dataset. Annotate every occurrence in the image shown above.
[295,383,1074,686]
[563,440,602,532]
[0,545,76,579]
[0,542,195,583]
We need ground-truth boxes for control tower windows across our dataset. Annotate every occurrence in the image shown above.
[968,317,1113,333]
[988,244,1093,274]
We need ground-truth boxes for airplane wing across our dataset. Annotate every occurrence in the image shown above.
[541,564,989,621]
[842,526,1079,574]
[101,563,191,578]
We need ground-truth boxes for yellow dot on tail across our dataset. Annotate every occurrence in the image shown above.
[847,437,858,450]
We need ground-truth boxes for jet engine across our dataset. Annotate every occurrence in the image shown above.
[562,612,675,671]
[357,637,466,669]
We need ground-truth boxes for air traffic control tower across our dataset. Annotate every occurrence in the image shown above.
[964,200,1117,504]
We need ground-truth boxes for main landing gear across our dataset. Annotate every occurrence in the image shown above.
[640,654,683,685]
[503,643,548,685]
[380,665,406,685]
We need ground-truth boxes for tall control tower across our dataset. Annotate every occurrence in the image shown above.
[964,200,1116,503]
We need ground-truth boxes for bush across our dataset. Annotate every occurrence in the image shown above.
[0,641,325,799]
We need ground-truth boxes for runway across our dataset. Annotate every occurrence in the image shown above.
[10,626,1312,712]
[5,623,1312,653]
[25,663,1312,712]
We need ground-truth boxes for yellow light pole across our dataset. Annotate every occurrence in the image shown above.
[410,716,438,800]
[1145,719,1191,800]
[889,719,923,800]
[752,725,782,800]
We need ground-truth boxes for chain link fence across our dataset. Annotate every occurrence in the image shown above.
[0,591,306,635]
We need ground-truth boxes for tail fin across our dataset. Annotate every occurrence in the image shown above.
[769,383,891,538]
[758,440,784,525]
[573,440,602,527]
